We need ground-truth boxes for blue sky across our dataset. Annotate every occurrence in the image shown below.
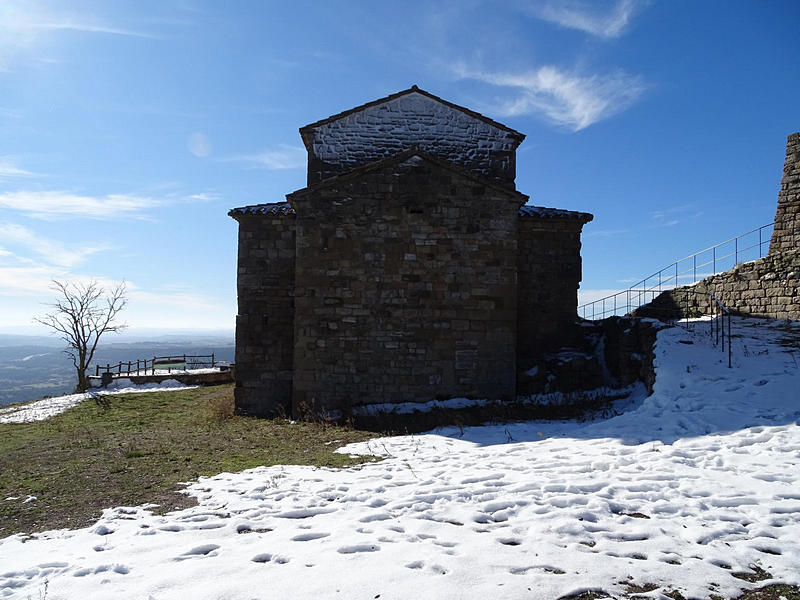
[0,0,798,333]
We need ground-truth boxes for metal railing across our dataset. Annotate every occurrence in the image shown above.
[579,219,777,320]
[94,353,217,377]
[709,293,732,369]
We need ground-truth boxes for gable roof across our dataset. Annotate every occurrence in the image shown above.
[286,147,529,204]
[298,85,526,151]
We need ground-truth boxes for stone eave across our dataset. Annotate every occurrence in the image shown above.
[285,148,529,207]
[228,202,296,221]
[519,204,594,224]
[298,85,526,152]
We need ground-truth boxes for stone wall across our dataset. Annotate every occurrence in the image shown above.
[639,132,800,321]
[302,91,521,189]
[230,208,296,416]
[638,251,800,320]
[517,209,590,373]
[288,152,524,417]
[769,132,800,255]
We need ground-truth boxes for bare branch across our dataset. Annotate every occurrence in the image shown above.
[34,279,128,393]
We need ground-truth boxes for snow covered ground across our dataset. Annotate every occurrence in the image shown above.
[0,379,197,424]
[1,317,799,599]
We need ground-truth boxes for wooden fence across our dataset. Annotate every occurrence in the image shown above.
[94,354,217,377]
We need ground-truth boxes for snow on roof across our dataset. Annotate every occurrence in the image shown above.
[299,85,525,151]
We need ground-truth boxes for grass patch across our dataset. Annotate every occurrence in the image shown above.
[0,384,375,536]
[736,585,800,600]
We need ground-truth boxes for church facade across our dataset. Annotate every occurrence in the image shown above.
[229,86,593,419]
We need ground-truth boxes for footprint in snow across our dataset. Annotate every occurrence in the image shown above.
[337,544,380,554]
[402,561,446,574]
[251,553,290,564]
[291,532,330,542]
[359,513,392,523]
[497,537,522,546]
[92,525,114,536]
[174,544,220,561]
[73,564,129,577]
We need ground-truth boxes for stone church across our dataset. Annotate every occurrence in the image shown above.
[229,86,593,419]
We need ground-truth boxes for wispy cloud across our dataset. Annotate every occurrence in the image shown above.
[129,287,219,312]
[0,157,38,180]
[651,204,703,228]
[187,192,218,202]
[584,227,631,238]
[0,2,154,72]
[229,145,306,170]
[31,21,154,38]
[0,265,69,296]
[0,223,107,268]
[0,190,157,220]
[455,64,645,131]
[188,132,212,158]
[528,0,647,39]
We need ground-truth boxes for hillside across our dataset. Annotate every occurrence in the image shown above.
[0,318,799,599]
[0,336,235,407]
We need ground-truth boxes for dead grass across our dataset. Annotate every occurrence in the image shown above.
[0,384,375,536]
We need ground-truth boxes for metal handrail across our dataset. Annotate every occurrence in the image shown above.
[709,293,732,368]
[578,216,787,320]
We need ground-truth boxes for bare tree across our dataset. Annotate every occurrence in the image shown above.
[35,280,128,393]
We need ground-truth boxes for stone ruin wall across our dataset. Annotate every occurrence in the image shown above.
[289,156,522,417]
[304,92,520,189]
[641,133,800,320]
[233,212,296,416]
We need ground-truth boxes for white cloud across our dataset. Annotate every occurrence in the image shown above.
[455,64,645,131]
[0,265,70,297]
[529,0,646,39]
[651,205,703,228]
[0,157,37,179]
[0,2,153,72]
[187,192,218,202]
[0,263,232,331]
[232,145,307,170]
[129,288,219,312]
[0,190,157,220]
[31,21,154,38]
[188,132,212,158]
[0,223,107,268]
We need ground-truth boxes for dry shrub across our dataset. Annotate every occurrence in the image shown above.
[207,390,235,421]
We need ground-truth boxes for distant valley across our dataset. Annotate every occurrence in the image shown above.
[0,333,235,407]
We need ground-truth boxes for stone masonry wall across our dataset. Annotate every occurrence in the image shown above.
[640,132,800,321]
[769,132,800,255]
[639,251,800,320]
[289,154,522,417]
[517,216,588,372]
[232,213,296,416]
[305,92,520,189]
